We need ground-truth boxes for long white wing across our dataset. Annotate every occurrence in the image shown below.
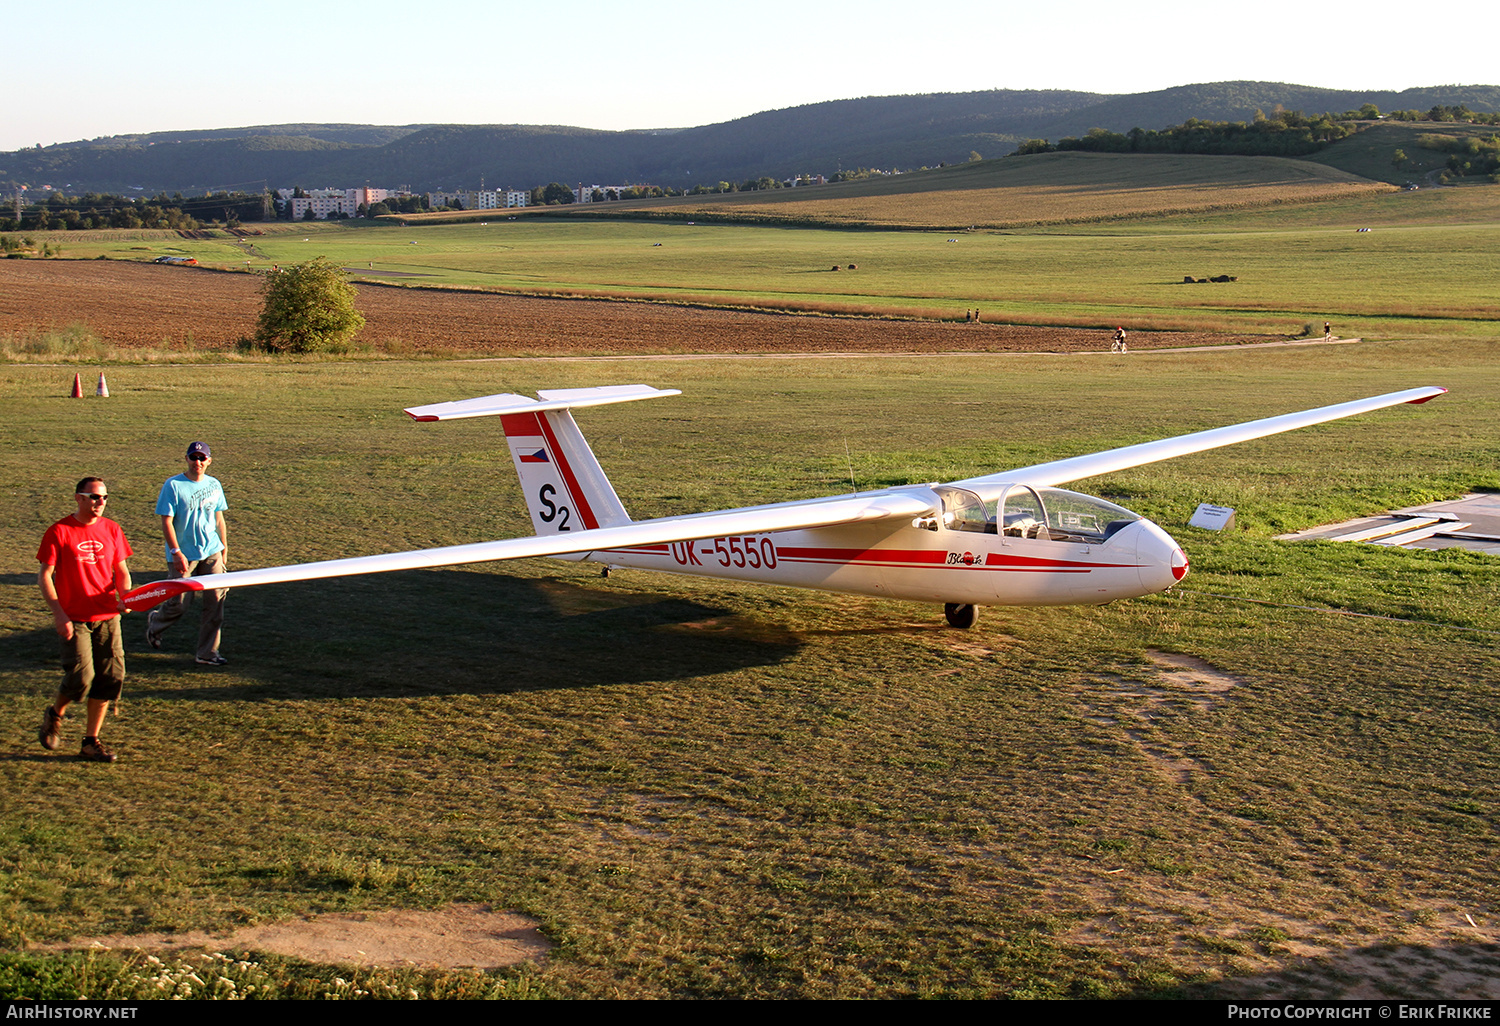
[123,489,935,612]
[951,386,1446,499]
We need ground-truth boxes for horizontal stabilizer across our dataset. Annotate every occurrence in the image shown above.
[405,385,680,422]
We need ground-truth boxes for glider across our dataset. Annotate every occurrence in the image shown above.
[124,384,1446,628]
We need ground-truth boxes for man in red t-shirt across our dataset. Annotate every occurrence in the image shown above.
[37,477,134,763]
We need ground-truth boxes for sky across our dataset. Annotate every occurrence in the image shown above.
[5,0,1496,153]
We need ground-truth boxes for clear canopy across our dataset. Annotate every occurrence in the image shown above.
[935,485,1141,543]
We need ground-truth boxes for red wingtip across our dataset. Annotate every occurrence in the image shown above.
[123,578,203,612]
[406,413,439,421]
[1407,388,1448,404]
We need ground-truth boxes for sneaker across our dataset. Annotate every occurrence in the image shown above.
[38,706,64,751]
[195,654,229,666]
[145,626,162,650]
[79,738,117,763]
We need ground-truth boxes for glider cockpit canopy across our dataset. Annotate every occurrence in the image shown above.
[935,484,1141,544]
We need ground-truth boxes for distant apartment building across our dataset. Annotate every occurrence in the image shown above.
[277,184,526,219]
[278,186,408,219]
[347,186,390,209]
[575,184,658,202]
[425,189,528,210]
[285,189,346,219]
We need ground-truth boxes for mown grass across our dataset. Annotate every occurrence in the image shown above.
[1,343,1496,998]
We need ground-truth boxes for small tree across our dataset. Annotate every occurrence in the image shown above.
[253,257,364,353]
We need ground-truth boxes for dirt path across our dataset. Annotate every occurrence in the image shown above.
[2,260,1275,355]
[43,905,550,971]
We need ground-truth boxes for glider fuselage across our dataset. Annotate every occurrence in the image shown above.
[594,513,1184,606]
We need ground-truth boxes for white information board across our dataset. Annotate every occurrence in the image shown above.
[1190,503,1236,531]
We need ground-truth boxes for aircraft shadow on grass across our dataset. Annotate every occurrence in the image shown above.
[121,567,803,702]
[1167,940,1499,1001]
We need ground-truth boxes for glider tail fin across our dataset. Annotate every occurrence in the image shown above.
[404,385,681,536]
[501,405,629,533]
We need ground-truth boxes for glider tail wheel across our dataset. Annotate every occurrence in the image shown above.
[944,603,979,629]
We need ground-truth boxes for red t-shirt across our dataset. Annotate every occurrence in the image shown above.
[37,516,134,622]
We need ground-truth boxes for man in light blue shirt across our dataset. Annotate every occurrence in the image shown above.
[146,441,230,666]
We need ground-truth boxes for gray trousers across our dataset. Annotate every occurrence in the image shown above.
[146,551,227,660]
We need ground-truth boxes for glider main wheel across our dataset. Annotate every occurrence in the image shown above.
[944,603,979,629]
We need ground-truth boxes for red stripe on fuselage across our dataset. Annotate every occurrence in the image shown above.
[984,552,1135,571]
[599,544,1142,574]
[772,546,1140,573]
[776,547,945,565]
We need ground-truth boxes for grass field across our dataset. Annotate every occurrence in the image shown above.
[2,340,1498,998]
[409,152,1391,230]
[29,173,1500,343]
[610,152,1390,228]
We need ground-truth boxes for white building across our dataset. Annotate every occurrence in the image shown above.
[426,188,528,210]
[281,186,412,219]
[288,190,347,219]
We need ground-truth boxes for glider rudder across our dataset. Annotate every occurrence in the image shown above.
[404,385,681,535]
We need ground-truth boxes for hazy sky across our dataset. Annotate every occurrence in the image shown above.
[5,0,1494,152]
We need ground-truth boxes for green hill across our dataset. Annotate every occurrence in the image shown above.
[1302,120,1500,185]
[3,82,1497,196]
[1031,81,1500,141]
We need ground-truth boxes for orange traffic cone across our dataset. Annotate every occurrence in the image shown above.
[70,373,83,398]
[96,373,109,397]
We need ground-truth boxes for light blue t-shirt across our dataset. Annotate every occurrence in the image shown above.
[155,474,228,562]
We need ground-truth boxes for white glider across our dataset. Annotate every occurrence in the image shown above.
[124,384,1445,628]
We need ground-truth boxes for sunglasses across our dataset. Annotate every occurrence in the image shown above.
[188,455,209,462]
[77,493,109,502]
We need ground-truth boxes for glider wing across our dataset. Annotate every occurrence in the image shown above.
[122,489,934,612]
[951,386,1446,499]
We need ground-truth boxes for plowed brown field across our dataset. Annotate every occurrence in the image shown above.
[1,260,1267,355]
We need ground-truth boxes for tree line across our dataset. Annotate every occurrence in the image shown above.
[3,191,269,232]
[1014,104,1500,161]
[1416,133,1500,180]
[1016,108,1357,158]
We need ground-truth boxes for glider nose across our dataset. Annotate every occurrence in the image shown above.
[1132,518,1189,594]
